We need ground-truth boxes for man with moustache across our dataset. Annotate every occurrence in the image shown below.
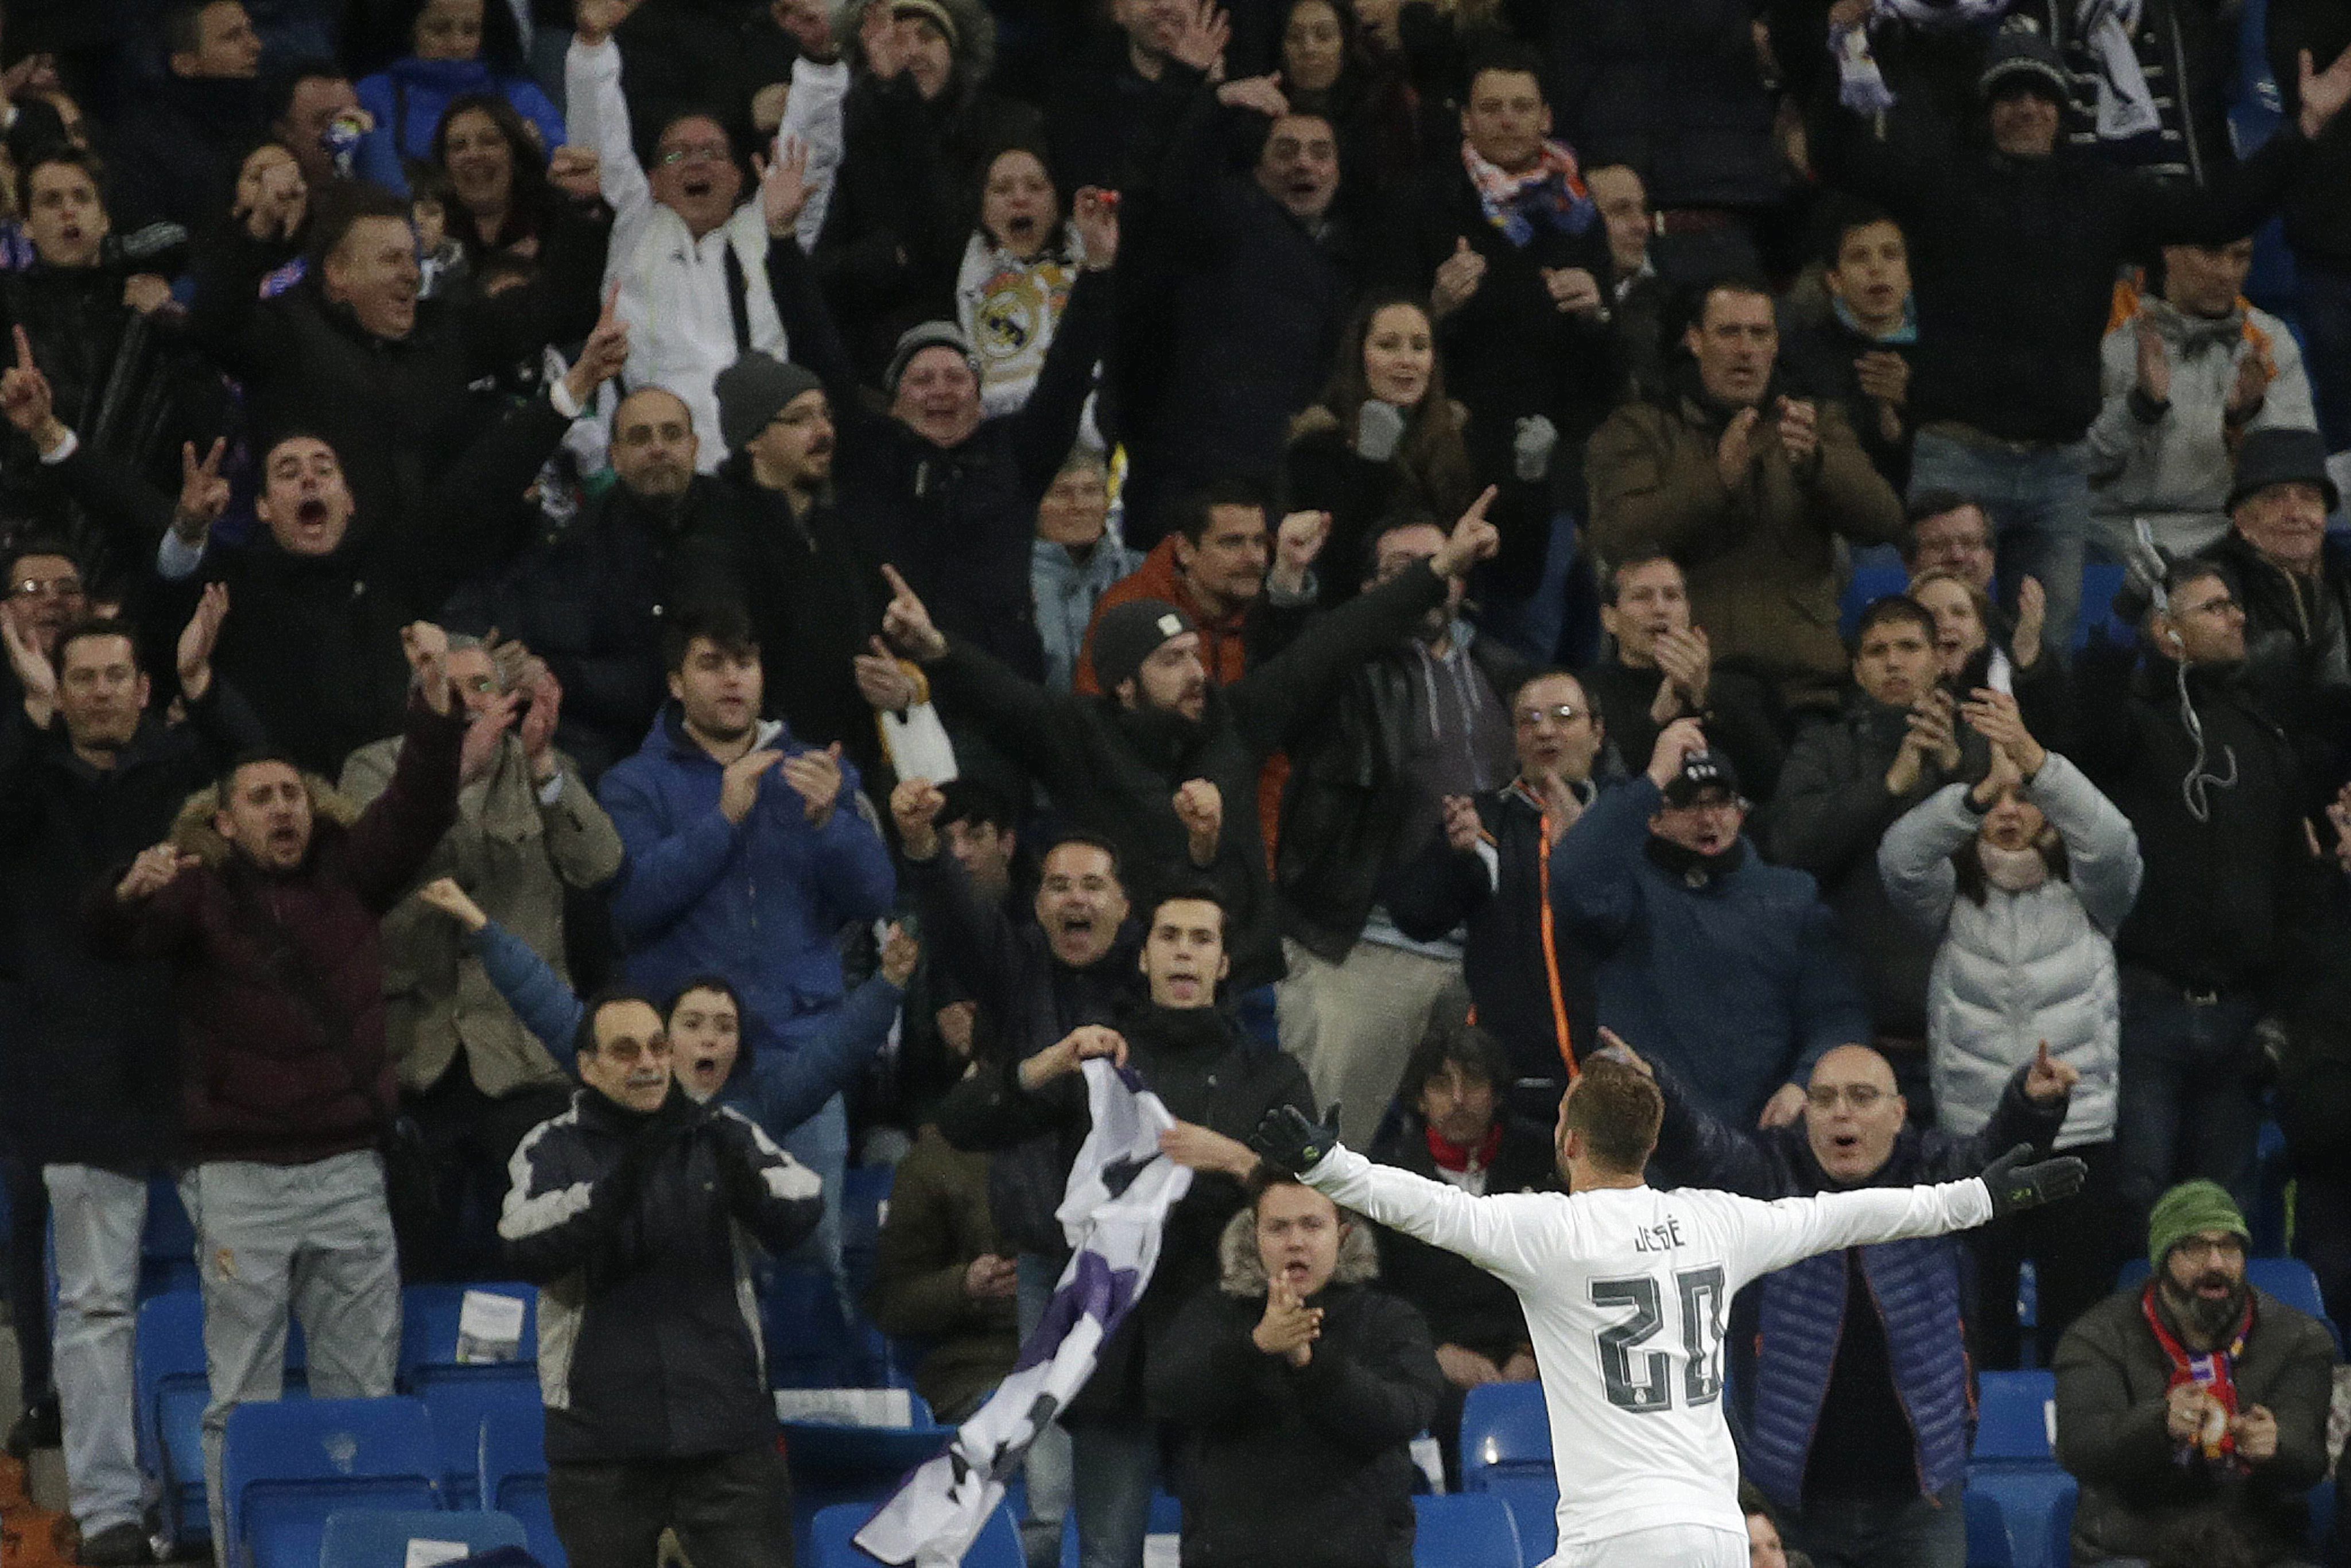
[501,992,825,1567]
[0,599,259,1565]
[2055,1181,2336,1566]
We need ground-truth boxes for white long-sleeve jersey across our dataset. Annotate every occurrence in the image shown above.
[1302,1146,1993,1551]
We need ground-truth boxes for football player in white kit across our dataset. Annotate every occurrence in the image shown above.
[1251,1054,2084,1568]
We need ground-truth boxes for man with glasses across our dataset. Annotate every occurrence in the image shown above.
[1384,666,1601,1127]
[2071,559,2317,1224]
[1629,1034,2074,1568]
[502,990,824,1568]
[1550,719,1869,1129]
[2054,1180,2334,1567]
[1274,518,1528,1147]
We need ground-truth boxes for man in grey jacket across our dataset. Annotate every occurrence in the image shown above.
[2089,238,2319,566]
[342,636,624,1277]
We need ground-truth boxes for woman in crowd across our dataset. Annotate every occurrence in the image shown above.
[428,92,572,270]
[1273,0,1418,222]
[1909,566,1996,689]
[1031,449,1135,694]
[1877,692,2143,1365]
[1284,291,1488,600]
[957,144,1092,420]
[354,0,564,195]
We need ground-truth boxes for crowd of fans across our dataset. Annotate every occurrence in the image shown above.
[1,0,2351,1561]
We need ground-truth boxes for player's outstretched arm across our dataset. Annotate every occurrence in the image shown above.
[1724,1145,2083,1290]
[1252,1107,1550,1287]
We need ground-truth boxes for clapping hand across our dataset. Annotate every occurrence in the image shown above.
[1775,397,1820,469]
[176,581,230,702]
[1252,1277,1322,1366]
[779,742,844,826]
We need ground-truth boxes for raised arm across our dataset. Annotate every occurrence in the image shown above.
[1293,1144,1557,1292]
[1718,1178,1992,1289]
[343,647,468,914]
[748,967,907,1134]
[564,0,654,229]
[1874,783,1970,936]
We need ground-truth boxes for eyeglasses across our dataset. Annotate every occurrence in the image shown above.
[2171,1235,2245,1262]
[2182,594,2240,618]
[657,143,730,168]
[596,1037,672,1066]
[1805,1084,1888,1112]
[11,576,82,599]
[1513,703,1584,728]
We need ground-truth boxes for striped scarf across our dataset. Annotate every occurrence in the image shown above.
[1462,139,1596,249]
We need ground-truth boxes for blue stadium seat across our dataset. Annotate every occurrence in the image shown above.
[1969,1469,2077,1568]
[1411,1492,1523,1568]
[1841,558,1914,640]
[2076,561,2134,649]
[809,1500,1025,1568]
[766,1263,857,1388]
[417,1376,540,1508]
[1485,1474,1557,1567]
[1972,1371,2057,1465]
[319,1509,525,1568]
[1457,1382,1550,1489]
[1965,1488,2017,1568]
[141,1177,199,1299]
[841,1166,895,1302]
[135,1290,213,1545]
[398,1283,539,1392]
[222,1396,441,1568]
[477,1404,564,1568]
[781,1392,949,1479]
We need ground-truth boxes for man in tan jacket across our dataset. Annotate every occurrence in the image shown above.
[342,635,624,1276]
[1588,280,1907,717]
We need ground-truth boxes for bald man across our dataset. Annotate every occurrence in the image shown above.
[1624,1039,2075,1568]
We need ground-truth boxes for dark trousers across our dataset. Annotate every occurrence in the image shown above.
[549,1442,793,1568]
[3,1155,51,1406]
[402,1066,574,1282]
[1972,1140,2127,1369]
[2295,1169,2351,1330]
[2115,968,2264,1222]
[1783,1481,1966,1568]
[2295,255,2351,453]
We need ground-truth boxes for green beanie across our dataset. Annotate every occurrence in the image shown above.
[2147,1179,2249,1274]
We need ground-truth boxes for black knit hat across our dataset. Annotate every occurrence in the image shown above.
[1979,20,2069,104]
[1092,599,1193,696]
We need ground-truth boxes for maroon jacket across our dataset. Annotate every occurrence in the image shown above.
[86,698,465,1165]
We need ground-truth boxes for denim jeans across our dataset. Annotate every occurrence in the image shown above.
[1015,1252,1073,1565]
[2113,967,2265,1221]
[1068,1411,1159,1568]
[1783,1482,1966,1568]
[44,1166,146,1536]
[1908,432,2092,663]
[2296,256,2351,454]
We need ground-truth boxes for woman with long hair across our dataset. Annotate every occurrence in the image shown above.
[429,92,564,267]
[353,0,564,194]
[957,144,1093,420]
[1273,0,1419,219]
[1285,291,1483,601]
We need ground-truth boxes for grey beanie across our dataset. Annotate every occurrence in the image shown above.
[715,352,825,453]
[886,320,979,395]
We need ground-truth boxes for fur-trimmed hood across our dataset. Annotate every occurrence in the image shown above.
[1287,397,1470,448]
[1215,1202,1380,1298]
[165,773,361,868]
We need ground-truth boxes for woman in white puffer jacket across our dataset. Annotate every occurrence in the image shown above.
[1879,694,2143,1365]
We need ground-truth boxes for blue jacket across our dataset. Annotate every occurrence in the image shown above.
[1553,776,1868,1125]
[598,707,896,1054]
[354,57,565,195]
[1648,1057,2063,1507]
[468,917,901,1143]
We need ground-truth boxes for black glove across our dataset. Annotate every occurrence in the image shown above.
[1251,1104,1342,1176]
[1981,1142,2088,1217]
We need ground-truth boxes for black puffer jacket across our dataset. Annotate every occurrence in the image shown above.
[1276,630,1527,960]
[933,1002,1313,1421]
[503,1084,825,1463]
[1149,1212,1442,1568]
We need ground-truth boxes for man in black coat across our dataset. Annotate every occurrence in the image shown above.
[446,386,744,784]
[2071,558,2324,1222]
[934,886,1316,1568]
[188,184,609,543]
[882,495,1504,996]
[0,606,261,1566]
[1149,1173,1442,1568]
[1275,518,1526,1146]
[1365,1016,1552,1489]
[1384,667,1607,1123]
[103,0,265,235]
[501,993,824,1567]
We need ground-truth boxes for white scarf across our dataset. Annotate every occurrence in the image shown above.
[1834,0,2015,112]
[854,1061,1193,1566]
[1978,841,2051,892]
[2079,0,2160,140]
